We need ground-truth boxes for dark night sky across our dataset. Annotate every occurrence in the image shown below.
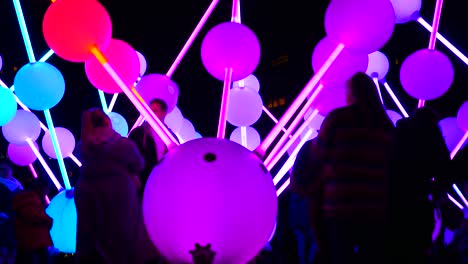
[1,0,468,187]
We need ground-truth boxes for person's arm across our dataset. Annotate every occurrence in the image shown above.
[13,193,53,226]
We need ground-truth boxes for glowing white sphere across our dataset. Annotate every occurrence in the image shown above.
[46,189,77,253]
[143,138,277,264]
[136,51,147,77]
[232,74,260,93]
[227,87,263,127]
[8,142,38,166]
[42,127,76,159]
[386,109,403,126]
[108,112,128,137]
[178,118,195,142]
[229,126,261,151]
[439,117,468,152]
[2,110,41,146]
[366,51,389,80]
[164,106,184,133]
[457,102,468,131]
[390,0,422,24]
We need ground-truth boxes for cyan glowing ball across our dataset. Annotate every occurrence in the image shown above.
[85,39,140,94]
[143,138,277,264]
[14,62,65,111]
[457,102,468,131]
[136,51,147,77]
[8,142,38,166]
[108,112,128,137]
[386,109,403,126]
[400,49,454,100]
[325,0,395,53]
[178,118,195,142]
[201,22,260,81]
[2,110,41,146]
[439,117,468,152]
[227,87,263,127]
[43,0,112,62]
[0,87,17,126]
[41,127,76,159]
[229,126,261,151]
[390,0,421,24]
[46,189,77,253]
[164,106,183,133]
[366,51,389,80]
[135,74,179,113]
[310,83,347,116]
[232,74,260,93]
[312,36,368,88]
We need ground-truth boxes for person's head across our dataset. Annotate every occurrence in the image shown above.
[0,160,12,178]
[149,98,168,120]
[24,177,49,197]
[80,108,114,147]
[345,72,381,106]
[411,105,440,125]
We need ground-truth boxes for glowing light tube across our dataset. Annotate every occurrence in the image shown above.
[29,164,38,178]
[12,0,35,62]
[383,82,409,118]
[98,90,109,113]
[107,93,119,112]
[0,79,8,88]
[276,178,290,197]
[262,106,292,138]
[217,68,233,139]
[447,193,464,210]
[453,184,468,208]
[26,138,63,191]
[69,154,82,167]
[231,0,241,23]
[241,126,247,147]
[39,49,55,62]
[373,78,384,104]
[128,115,145,136]
[256,43,344,157]
[450,131,468,159]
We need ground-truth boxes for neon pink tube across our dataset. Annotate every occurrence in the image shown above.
[217,68,233,138]
[26,138,63,191]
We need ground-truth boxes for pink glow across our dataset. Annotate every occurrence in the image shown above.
[256,43,344,157]
[276,178,290,197]
[428,0,445,50]
[373,77,384,104]
[231,0,241,23]
[166,0,219,78]
[447,194,464,210]
[262,106,291,138]
[453,184,468,208]
[29,164,38,178]
[241,126,247,147]
[217,68,233,138]
[418,100,425,108]
[26,138,63,191]
[451,131,468,159]
[383,82,409,118]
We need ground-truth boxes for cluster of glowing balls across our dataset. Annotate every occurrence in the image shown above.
[85,39,140,93]
[46,189,77,253]
[439,117,468,152]
[164,106,183,133]
[136,74,179,113]
[108,112,129,137]
[227,87,263,127]
[177,118,196,142]
[310,83,347,116]
[229,126,261,151]
[136,51,147,77]
[232,74,260,93]
[390,0,421,24]
[324,0,395,54]
[400,49,454,101]
[456,102,468,131]
[201,22,260,81]
[0,87,17,126]
[14,62,65,111]
[386,109,403,126]
[2,110,41,145]
[143,138,277,264]
[8,142,38,166]
[42,127,75,159]
[312,36,368,87]
[366,51,389,80]
[42,0,112,62]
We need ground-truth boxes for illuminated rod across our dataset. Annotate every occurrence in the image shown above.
[231,0,241,23]
[89,46,179,150]
[29,164,38,178]
[267,108,319,171]
[12,0,36,62]
[262,106,292,138]
[241,126,247,147]
[217,68,233,139]
[39,49,55,62]
[373,77,384,104]
[273,128,314,185]
[450,131,468,159]
[44,109,71,190]
[26,138,63,191]
[128,115,145,136]
[69,154,82,167]
[98,90,109,113]
[276,178,290,197]
[0,79,8,88]
[107,93,119,112]
[447,193,464,210]
[383,82,409,118]
[166,0,220,78]
[417,17,468,66]
[257,43,344,157]
[453,184,468,208]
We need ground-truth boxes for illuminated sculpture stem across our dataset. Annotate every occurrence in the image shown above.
[26,138,63,191]
[217,68,233,139]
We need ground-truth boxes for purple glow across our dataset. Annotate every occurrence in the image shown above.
[457,102,468,131]
[164,106,184,133]
[227,87,263,127]
[2,110,41,146]
[29,164,38,178]
[367,51,389,80]
[439,117,468,153]
[451,131,468,160]
[232,74,260,93]
[400,49,454,100]
[201,22,260,81]
[325,0,395,53]
[230,126,261,151]
[386,110,403,126]
[447,194,464,210]
[42,127,75,159]
[287,129,317,156]
[8,142,38,166]
[304,110,325,131]
[136,51,147,77]
[428,0,445,50]
[178,118,196,142]
[217,68,233,139]
[143,138,277,264]
[135,74,179,113]
[310,83,347,116]
[453,184,468,208]
[373,78,384,104]
[390,0,422,24]
[383,82,409,118]
[26,139,62,191]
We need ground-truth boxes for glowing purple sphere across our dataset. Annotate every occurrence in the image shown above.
[8,142,38,166]
[136,51,147,77]
[227,87,263,127]
[42,127,76,159]
[178,118,195,142]
[366,51,389,80]
[457,102,468,131]
[390,0,422,24]
[232,74,260,93]
[324,0,395,53]
[439,117,468,152]
[135,74,179,113]
[400,49,454,100]
[201,22,260,81]
[143,138,277,264]
[2,110,41,146]
[164,106,183,133]
[310,83,347,116]
[229,126,261,151]
[386,109,403,126]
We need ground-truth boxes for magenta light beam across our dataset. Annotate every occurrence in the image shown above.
[447,194,464,210]
[29,164,38,178]
[373,77,384,104]
[262,106,292,138]
[276,178,290,197]
[241,126,247,147]
[231,0,241,23]
[26,138,63,191]
[217,68,233,138]
[383,82,409,118]
[450,131,468,159]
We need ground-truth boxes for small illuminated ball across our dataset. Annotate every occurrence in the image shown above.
[457,102,468,131]
[14,62,65,111]
[46,189,77,253]
[439,117,468,152]
[42,127,76,159]
[390,0,422,24]
[136,51,147,77]
[178,118,195,142]
[386,109,403,126]
[143,138,277,264]
[85,39,140,93]
[2,110,41,146]
[312,37,368,87]
[108,112,128,137]
[164,106,183,133]
[136,74,179,113]
[42,0,112,62]
[310,83,347,116]
[227,88,263,127]
[0,87,17,126]
[325,0,395,53]
[304,110,325,131]
[400,49,454,101]
[366,51,389,80]
[232,74,260,93]
[8,142,38,166]
[229,126,261,151]
[201,22,260,81]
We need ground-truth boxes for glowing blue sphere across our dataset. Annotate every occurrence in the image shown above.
[108,112,128,136]
[13,62,65,110]
[46,189,77,253]
[366,51,389,80]
[0,87,17,126]
[390,0,421,24]
[229,126,261,151]
[2,110,41,146]
[0,55,2,70]
[178,118,195,142]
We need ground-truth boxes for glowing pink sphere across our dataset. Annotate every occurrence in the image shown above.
[41,127,76,159]
[400,49,454,100]
[143,138,277,264]
[457,102,468,131]
[366,51,389,80]
[439,117,468,152]
[2,110,41,146]
[42,0,112,62]
[390,0,422,24]
[227,88,263,127]
[310,84,347,116]
[312,37,368,87]
[85,39,140,93]
[201,22,260,81]
[8,142,38,166]
[229,126,261,151]
[135,74,179,113]
[324,0,395,53]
